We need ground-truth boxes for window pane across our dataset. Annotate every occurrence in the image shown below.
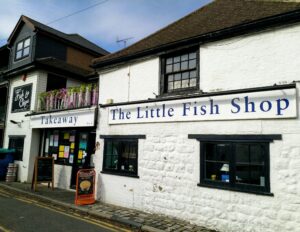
[168,74,174,82]
[174,56,180,63]
[250,144,265,164]
[24,38,30,47]
[166,64,173,73]
[182,79,189,88]
[166,58,172,64]
[190,70,197,78]
[174,81,181,89]
[236,144,249,163]
[181,54,188,61]
[236,165,265,186]
[189,59,196,69]
[181,61,188,70]
[16,51,22,59]
[168,82,174,91]
[204,143,230,183]
[120,141,137,173]
[23,47,30,56]
[189,78,197,87]
[189,52,196,59]
[235,143,266,186]
[173,63,180,72]
[17,42,23,51]
[174,73,181,81]
[8,137,24,161]
[182,72,189,80]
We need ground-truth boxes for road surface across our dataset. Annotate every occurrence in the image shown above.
[0,188,131,232]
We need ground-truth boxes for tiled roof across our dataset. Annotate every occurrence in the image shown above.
[93,0,300,67]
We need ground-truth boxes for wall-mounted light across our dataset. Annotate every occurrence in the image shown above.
[10,120,24,127]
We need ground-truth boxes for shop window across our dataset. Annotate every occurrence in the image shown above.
[44,130,90,166]
[188,134,282,195]
[103,138,139,177]
[200,141,271,194]
[8,136,25,161]
[15,37,31,60]
[161,48,199,94]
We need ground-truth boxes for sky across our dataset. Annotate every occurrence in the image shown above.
[0,0,211,53]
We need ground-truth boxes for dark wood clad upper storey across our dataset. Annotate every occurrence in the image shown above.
[3,15,109,78]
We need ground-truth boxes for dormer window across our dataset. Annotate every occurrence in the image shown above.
[161,48,199,94]
[15,37,31,60]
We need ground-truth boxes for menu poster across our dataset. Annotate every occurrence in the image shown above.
[69,154,74,164]
[54,135,59,147]
[79,142,87,150]
[70,143,75,149]
[69,136,75,142]
[64,133,70,140]
[78,150,83,159]
[59,152,64,158]
[59,146,64,152]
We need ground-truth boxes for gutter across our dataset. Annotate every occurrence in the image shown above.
[93,8,300,69]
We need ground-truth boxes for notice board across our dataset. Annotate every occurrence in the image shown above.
[31,157,54,191]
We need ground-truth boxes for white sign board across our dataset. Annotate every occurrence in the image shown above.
[108,88,297,124]
[30,107,96,128]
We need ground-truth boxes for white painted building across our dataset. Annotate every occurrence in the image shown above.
[2,15,108,188]
[92,1,300,232]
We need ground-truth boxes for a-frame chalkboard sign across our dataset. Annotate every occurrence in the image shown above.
[31,157,54,191]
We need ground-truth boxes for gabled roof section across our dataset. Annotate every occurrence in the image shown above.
[93,0,300,68]
[8,15,109,56]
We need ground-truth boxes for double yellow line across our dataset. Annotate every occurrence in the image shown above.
[0,189,131,232]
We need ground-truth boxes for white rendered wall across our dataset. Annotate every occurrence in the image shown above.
[99,58,159,104]
[95,23,300,232]
[200,24,300,92]
[4,71,47,182]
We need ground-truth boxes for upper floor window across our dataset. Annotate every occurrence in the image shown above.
[15,38,31,60]
[161,49,198,94]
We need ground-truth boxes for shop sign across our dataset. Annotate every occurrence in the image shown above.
[108,88,297,124]
[11,84,32,113]
[30,107,96,128]
[75,169,95,205]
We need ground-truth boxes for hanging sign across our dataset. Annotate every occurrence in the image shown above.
[30,107,96,128]
[31,157,54,191]
[11,83,32,113]
[108,88,297,124]
[75,169,95,205]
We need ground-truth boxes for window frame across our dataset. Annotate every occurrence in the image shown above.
[15,37,31,61]
[8,135,25,161]
[160,47,200,96]
[200,140,271,195]
[101,135,145,178]
[188,134,281,196]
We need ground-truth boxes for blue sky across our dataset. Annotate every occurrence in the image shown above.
[0,0,211,52]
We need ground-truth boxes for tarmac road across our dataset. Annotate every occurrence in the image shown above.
[0,189,131,232]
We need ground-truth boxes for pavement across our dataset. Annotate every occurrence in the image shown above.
[0,182,217,232]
